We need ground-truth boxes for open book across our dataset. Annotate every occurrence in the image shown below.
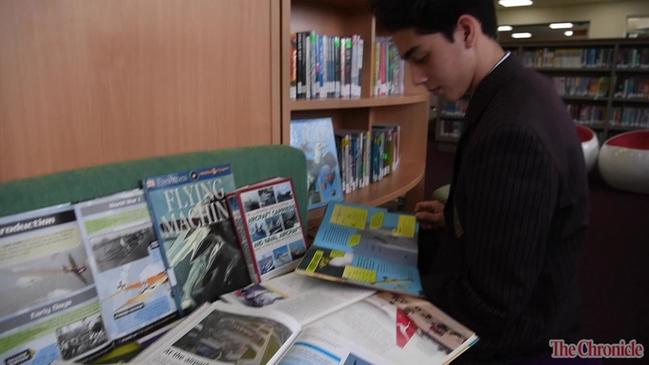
[295,202,422,296]
[222,274,478,364]
[221,272,374,325]
[134,301,300,365]
[0,199,176,365]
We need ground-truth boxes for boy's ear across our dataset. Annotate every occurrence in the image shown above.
[456,14,479,48]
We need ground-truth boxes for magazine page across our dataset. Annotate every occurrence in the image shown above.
[307,294,454,365]
[236,178,307,281]
[74,189,178,343]
[0,205,112,364]
[221,272,374,325]
[370,292,478,363]
[290,118,344,210]
[144,165,251,311]
[278,326,387,365]
[135,301,300,365]
[296,202,422,296]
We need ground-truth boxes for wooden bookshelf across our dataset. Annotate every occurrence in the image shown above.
[281,0,430,216]
[290,94,428,111]
[434,38,649,146]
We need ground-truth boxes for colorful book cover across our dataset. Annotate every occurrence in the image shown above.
[143,165,251,311]
[290,118,344,210]
[74,189,178,342]
[296,202,422,296]
[227,177,307,282]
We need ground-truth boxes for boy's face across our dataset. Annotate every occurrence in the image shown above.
[391,27,475,101]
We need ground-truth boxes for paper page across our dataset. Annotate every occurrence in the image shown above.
[308,298,450,365]
[279,327,387,365]
[0,205,112,364]
[75,189,177,341]
[135,301,300,365]
[222,272,374,325]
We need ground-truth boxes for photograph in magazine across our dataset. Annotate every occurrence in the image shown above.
[224,283,287,308]
[75,190,178,340]
[135,302,301,365]
[172,311,294,363]
[221,272,374,326]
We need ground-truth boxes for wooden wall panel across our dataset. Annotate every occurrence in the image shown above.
[0,0,279,182]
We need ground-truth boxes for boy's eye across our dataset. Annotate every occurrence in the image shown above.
[414,54,429,64]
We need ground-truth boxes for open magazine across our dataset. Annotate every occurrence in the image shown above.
[0,201,176,365]
[134,301,300,365]
[0,205,110,364]
[74,189,178,343]
[221,272,374,325]
[295,202,422,296]
[305,292,478,365]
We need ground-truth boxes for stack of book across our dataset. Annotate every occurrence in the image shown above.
[0,168,477,365]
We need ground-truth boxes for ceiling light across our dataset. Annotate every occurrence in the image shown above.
[549,22,574,29]
[564,30,574,37]
[498,25,513,32]
[512,32,532,39]
[498,0,533,7]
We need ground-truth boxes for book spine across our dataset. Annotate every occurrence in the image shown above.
[351,35,358,98]
[306,31,312,99]
[344,37,352,98]
[297,32,304,99]
[290,33,297,100]
[227,195,261,283]
[334,36,341,98]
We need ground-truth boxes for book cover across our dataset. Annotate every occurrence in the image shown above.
[74,189,178,343]
[295,202,422,296]
[227,178,307,282]
[143,165,251,311]
[0,205,112,364]
[290,118,344,210]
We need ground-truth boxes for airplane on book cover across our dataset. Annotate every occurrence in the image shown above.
[108,271,170,311]
[11,253,90,286]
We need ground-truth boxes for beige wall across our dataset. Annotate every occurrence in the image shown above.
[497,0,649,38]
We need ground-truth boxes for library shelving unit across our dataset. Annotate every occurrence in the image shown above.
[434,38,649,145]
[281,0,430,221]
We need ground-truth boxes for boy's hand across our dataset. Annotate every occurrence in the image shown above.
[415,200,445,230]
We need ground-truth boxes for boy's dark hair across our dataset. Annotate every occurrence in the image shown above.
[369,0,498,41]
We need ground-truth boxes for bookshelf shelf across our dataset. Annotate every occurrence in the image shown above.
[533,67,611,73]
[439,113,465,120]
[615,68,649,73]
[306,160,425,227]
[561,95,609,102]
[608,125,646,132]
[612,98,649,104]
[290,94,428,111]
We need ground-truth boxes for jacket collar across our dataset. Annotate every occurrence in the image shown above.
[463,54,523,131]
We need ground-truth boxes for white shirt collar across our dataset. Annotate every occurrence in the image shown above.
[488,51,511,75]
